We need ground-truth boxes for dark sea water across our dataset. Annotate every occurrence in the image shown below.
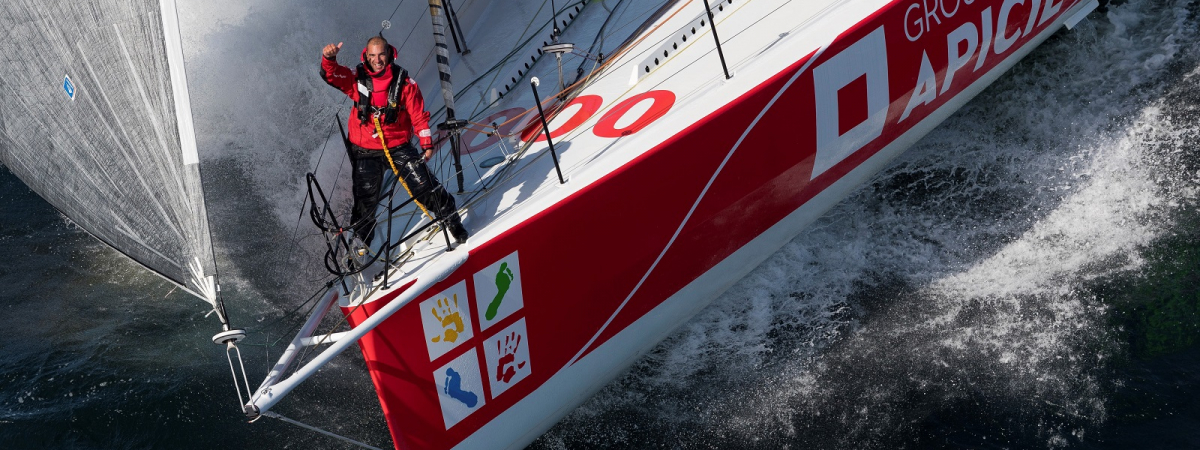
[3,1,1199,449]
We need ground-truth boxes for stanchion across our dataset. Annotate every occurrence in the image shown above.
[530,77,566,184]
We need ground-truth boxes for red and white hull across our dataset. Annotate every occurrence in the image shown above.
[337,0,1094,448]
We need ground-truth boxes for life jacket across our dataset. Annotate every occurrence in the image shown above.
[355,62,408,126]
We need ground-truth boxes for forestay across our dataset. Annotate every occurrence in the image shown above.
[0,0,220,315]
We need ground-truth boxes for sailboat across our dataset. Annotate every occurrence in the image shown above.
[0,0,1101,448]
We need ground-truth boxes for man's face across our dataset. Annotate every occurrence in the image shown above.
[366,42,389,72]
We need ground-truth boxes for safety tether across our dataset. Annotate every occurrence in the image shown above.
[372,114,434,220]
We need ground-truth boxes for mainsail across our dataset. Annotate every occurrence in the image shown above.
[0,0,221,317]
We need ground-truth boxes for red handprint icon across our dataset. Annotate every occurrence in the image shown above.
[494,332,526,383]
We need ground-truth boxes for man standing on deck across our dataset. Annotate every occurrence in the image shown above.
[320,37,469,250]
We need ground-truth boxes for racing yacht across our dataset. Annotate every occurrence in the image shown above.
[0,0,1100,448]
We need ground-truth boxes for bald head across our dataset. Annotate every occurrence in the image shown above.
[367,36,389,48]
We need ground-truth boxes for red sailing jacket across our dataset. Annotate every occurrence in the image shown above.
[321,51,433,151]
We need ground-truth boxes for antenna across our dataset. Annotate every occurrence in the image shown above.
[550,0,561,39]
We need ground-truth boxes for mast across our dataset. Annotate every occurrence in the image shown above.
[428,0,468,193]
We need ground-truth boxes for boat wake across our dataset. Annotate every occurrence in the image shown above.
[536,1,1200,448]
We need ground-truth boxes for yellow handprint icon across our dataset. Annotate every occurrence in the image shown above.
[430,294,465,344]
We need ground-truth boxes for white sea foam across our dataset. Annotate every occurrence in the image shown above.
[544,0,1200,447]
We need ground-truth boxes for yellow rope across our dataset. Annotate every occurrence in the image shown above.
[373,115,434,220]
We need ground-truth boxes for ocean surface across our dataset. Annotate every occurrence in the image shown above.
[2,0,1199,448]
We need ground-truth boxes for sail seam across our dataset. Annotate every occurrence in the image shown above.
[114,24,190,243]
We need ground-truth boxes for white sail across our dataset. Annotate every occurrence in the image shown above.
[0,0,220,312]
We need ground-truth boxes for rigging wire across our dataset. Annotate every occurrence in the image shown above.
[573,0,628,77]
[382,0,408,33]
[438,0,696,214]
[411,0,631,212]
[464,0,690,137]
[460,0,559,119]
[281,120,338,279]
[450,0,706,205]
[417,0,588,121]
[395,6,430,57]
[437,0,668,138]
[408,0,672,214]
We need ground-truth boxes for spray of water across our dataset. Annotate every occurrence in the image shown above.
[538,1,1200,448]
[170,1,444,307]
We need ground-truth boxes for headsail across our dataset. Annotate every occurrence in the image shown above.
[0,0,223,318]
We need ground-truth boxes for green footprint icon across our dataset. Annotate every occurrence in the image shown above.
[485,262,515,321]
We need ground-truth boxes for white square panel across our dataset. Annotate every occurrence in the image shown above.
[482,318,532,398]
[433,348,486,429]
[420,281,474,361]
[473,251,524,331]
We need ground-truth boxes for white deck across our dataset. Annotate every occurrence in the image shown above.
[343,0,867,306]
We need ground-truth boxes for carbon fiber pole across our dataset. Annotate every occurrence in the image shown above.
[428,0,466,193]
[531,77,565,184]
[444,0,470,54]
[702,0,732,80]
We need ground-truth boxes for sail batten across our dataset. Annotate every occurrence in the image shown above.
[0,0,219,311]
[73,36,192,242]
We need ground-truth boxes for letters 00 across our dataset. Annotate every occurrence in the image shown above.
[460,91,678,151]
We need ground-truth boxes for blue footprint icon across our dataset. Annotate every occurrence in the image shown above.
[443,367,478,407]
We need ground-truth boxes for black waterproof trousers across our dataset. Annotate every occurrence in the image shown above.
[349,143,468,246]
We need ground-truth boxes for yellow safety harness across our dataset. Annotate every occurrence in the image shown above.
[373,114,434,220]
